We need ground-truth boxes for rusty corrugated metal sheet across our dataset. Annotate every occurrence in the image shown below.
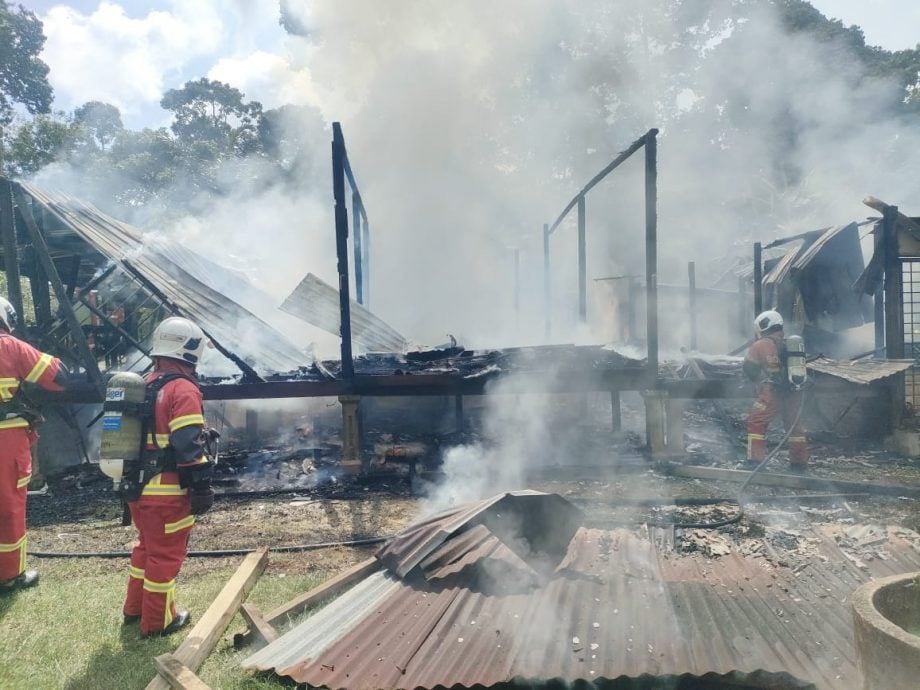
[17,182,307,375]
[244,511,920,689]
[282,272,408,352]
[375,491,583,578]
[807,357,914,384]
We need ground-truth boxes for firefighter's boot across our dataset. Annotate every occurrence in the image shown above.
[0,569,39,593]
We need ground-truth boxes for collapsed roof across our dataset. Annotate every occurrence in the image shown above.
[243,492,920,690]
[10,181,308,376]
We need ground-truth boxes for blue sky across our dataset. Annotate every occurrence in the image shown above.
[21,1,920,129]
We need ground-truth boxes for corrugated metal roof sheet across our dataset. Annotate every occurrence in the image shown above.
[807,357,914,384]
[17,182,307,375]
[282,273,408,352]
[243,497,920,690]
[376,491,583,578]
[791,223,859,273]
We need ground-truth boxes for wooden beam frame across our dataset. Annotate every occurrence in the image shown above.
[147,546,269,690]
[13,187,102,387]
[0,179,24,328]
[152,655,211,690]
[234,556,380,648]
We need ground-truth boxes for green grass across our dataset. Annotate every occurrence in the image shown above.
[0,557,328,689]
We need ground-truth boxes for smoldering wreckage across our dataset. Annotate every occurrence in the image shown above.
[1,125,920,690]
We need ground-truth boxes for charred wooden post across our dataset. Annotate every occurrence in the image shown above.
[577,195,587,323]
[339,394,362,474]
[883,205,903,359]
[513,248,521,328]
[610,390,621,433]
[627,276,638,342]
[543,223,551,341]
[332,123,354,379]
[688,261,697,350]
[362,217,370,309]
[666,396,685,454]
[644,390,666,456]
[455,394,464,433]
[644,129,659,379]
[14,188,101,388]
[27,249,52,328]
[874,227,885,357]
[753,242,763,316]
[352,191,364,306]
[0,180,24,328]
[737,277,747,337]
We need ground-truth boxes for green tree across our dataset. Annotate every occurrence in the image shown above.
[160,78,263,155]
[73,101,123,151]
[4,112,76,176]
[0,1,52,125]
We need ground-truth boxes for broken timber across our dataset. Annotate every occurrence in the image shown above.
[239,603,278,646]
[234,556,380,648]
[147,546,269,690]
[153,655,211,690]
[665,463,920,498]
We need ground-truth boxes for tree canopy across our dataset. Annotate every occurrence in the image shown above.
[0,1,52,126]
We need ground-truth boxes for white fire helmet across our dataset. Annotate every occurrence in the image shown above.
[149,316,210,366]
[0,296,16,332]
[754,310,784,336]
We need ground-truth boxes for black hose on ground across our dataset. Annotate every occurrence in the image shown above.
[658,388,808,530]
[28,535,389,559]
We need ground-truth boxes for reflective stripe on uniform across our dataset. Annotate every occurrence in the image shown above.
[146,433,170,448]
[789,436,807,444]
[164,515,195,534]
[752,401,767,411]
[0,417,28,430]
[142,577,176,594]
[0,535,26,575]
[168,413,204,432]
[129,565,145,580]
[16,474,31,489]
[0,377,19,401]
[141,474,187,497]
[24,353,53,384]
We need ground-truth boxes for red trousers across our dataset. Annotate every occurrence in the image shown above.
[746,386,808,465]
[0,429,34,582]
[123,472,194,635]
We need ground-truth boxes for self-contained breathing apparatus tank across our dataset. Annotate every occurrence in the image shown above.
[785,335,807,389]
[99,371,147,486]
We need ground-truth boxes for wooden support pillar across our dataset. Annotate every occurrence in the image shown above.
[577,196,587,323]
[454,395,464,433]
[874,226,885,357]
[627,277,638,342]
[332,123,354,379]
[753,242,763,316]
[353,192,363,306]
[245,409,259,445]
[0,180,24,328]
[688,261,697,351]
[666,397,685,453]
[543,223,551,341]
[644,130,659,379]
[513,248,521,329]
[27,248,52,329]
[15,188,101,388]
[644,390,683,457]
[737,277,747,337]
[610,390,621,433]
[883,205,903,359]
[339,395,362,474]
[644,391,667,456]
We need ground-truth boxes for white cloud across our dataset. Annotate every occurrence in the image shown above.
[208,50,318,109]
[40,1,225,121]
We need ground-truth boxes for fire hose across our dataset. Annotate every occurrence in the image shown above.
[649,388,808,530]
[27,535,389,559]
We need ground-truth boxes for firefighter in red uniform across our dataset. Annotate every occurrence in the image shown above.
[744,310,808,471]
[0,296,73,593]
[122,316,215,636]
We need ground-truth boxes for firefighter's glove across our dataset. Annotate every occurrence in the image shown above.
[189,486,214,515]
[177,461,212,490]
